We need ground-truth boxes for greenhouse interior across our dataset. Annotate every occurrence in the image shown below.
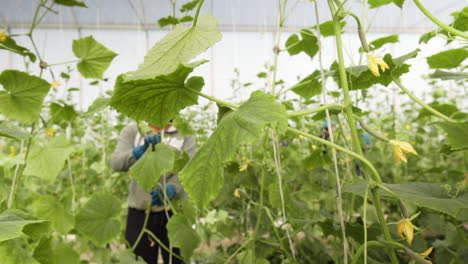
[0,0,467,263]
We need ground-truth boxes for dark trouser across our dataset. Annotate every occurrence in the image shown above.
[125,208,183,264]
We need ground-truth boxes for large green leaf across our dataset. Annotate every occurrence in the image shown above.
[167,214,200,261]
[0,212,47,242]
[344,180,468,221]
[180,90,287,208]
[82,97,110,117]
[50,102,78,123]
[427,48,468,69]
[111,63,205,128]
[0,70,50,122]
[331,49,418,90]
[124,15,222,81]
[0,36,36,62]
[418,103,460,119]
[129,143,176,192]
[75,193,121,246]
[24,136,74,181]
[32,196,74,235]
[433,122,468,151]
[0,239,39,264]
[313,20,346,37]
[0,125,29,140]
[290,70,322,99]
[285,29,318,58]
[33,237,80,264]
[73,36,117,79]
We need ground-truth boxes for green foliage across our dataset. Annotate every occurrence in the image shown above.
[368,0,404,9]
[0,239,40,264]
[359,35,399,52]
[433,122,468,151]
[33,237,80,264]
[331,49,418,90]
[419,7,468,44]
[158,16,181,28]
[0,37,36,62]
[124,15,222,81]
[430,70,468,80]
[129,143,176,192]
[50,102,78,123]
[285,29,318,58]
[0,70,50,122]
[427,48,468,69]
[345,181,468,220]
[24,136,74,181]
[180,91,287,208]
[54,0,87,8]
[290,70,322,99]
[313,20,346,37]
[75,193,121,246]
[83,97,110,117]
[72,36,117,79]
[167,214,200,261]
[32,196,74,235]
[0,211,48,242]
[180,0,201,12]
[0,125,29,140]
[111,62,205,128]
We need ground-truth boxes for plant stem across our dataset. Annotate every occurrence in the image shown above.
[47,59,81,67]
[7,123,35,208]
[288,127,382,183]
[186,87,239,109]
[314,2,348,263]
[328,1,398,262]
[131,205,152,251]
[192,0,205,27]
[391,75,456,122]
[223,239,252,264]
[363,186,369,264]
[67,157,76,214]
[271,130,297,261]
[145,228,184,261]
[287,103,344,117]
[413,0,468,40]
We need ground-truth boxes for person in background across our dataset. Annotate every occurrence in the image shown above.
[111,121,196,264]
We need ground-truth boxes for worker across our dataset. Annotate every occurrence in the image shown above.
[111,121,196,264]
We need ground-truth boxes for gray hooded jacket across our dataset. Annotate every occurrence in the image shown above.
[110,124,196,212]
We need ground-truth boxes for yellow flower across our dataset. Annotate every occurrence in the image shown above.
[234,189,241,198]
[418,247,433,259]
[397,218,416,244]
[51,81,61,88]
[389,140,417,164]
[239,163,248,172]
[367,53,389,77]
[0,31,7,42]
[346,135,351,140]
[9,145,16,157]
[46,128,55,136]
[405,124,412,130]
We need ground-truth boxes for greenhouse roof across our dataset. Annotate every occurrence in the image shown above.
[1,0,466,33]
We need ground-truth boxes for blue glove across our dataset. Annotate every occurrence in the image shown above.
[151,185,176,206]
[361,133,371,145]
[144,134,161,147]
[132,134,161,160]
